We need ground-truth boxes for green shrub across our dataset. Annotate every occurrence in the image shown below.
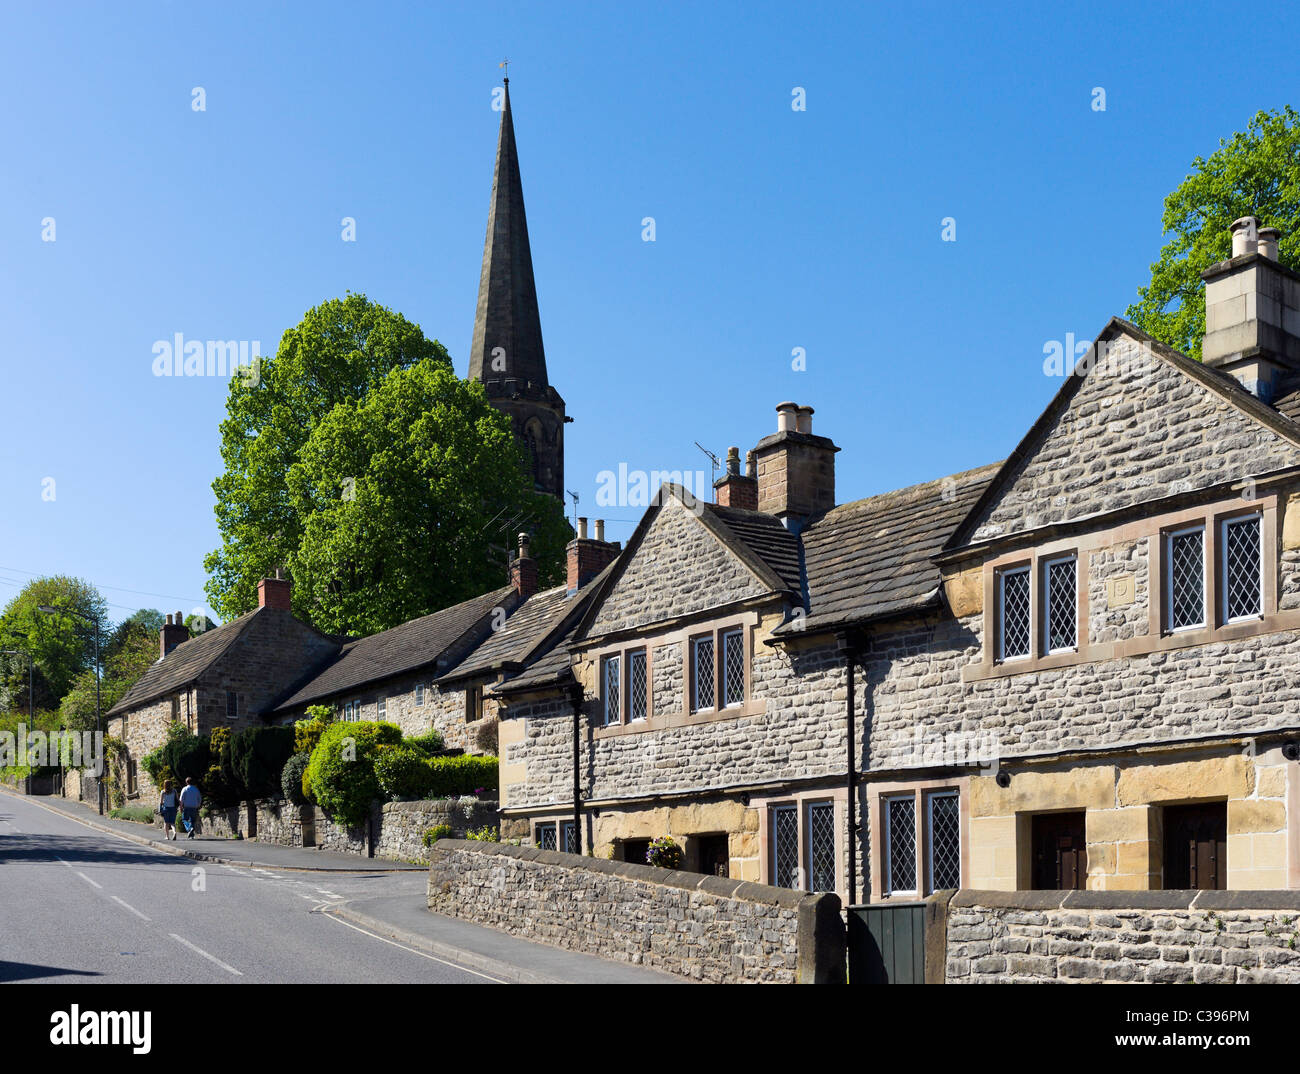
[295,705,333,754]
[109,804,155,824]
[231,725,296,799]
[159,723,210,786]
[404,730,445,757]
[140,745,168,786]
[466,825,499,842]
[304,720,401,827]
[426,754,497,797]
[422,823,454,847]
[374,743,435,799]
[281,751,311,806]
[647,836,683,869]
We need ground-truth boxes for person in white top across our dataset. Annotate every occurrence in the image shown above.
[158,779,179,840]
[178,777,202,839]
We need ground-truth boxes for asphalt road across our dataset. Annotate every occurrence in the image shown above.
[0,794,500,984]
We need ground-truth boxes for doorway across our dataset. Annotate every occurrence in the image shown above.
[1031,811,1087,890]
[1162,802,1226,889]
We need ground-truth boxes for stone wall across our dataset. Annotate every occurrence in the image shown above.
[427,838,845,983]
[170,797,499,863]
[944,889,1300,984]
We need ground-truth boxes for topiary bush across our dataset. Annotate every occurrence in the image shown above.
[304,720,401,827]
[158,723,210,786]
[374,743,435,800]
[281,751,311,806]
[231,725,296,800]
[404,730,445,757]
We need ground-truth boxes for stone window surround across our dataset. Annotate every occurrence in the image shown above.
[753,786,847,894]
[967,492,1290,682]
[595,645,653,728]
[531,817,576,853]
[866,775,971,902]
[588,610,763,740]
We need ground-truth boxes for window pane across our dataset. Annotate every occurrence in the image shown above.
[886,796,917,894]
[722,629,745,706]
[928,793,961,892]
[1224,517,1262,621]
[1045,558,1077,651]
[692,636,715,712]
[806,802,836,892]
[537,823,557,851]
[1169,529,1205,629]
[772,805,799,889]
[629,650,648,720]
[603,656,621,724]
[561,821,576,854]
[415,684,424,706]
[999,569,1030,658]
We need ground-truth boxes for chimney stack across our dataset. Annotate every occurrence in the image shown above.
[511,532,538,600]
[566,518,620,592]
[714,445,759,511]
[1202,217,1300,402]
[160,613,189,659]
[752,401,839,528]
[258,575,293,611]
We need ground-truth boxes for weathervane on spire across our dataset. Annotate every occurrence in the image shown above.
[499,57,509,83]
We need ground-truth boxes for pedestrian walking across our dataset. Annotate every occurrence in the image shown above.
[179,776,202,839]
[158,779,179,840]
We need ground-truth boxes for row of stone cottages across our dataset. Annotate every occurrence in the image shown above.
[105,217,1300,903]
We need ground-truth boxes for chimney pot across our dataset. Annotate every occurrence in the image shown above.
[566,519,620,591]
[1259,227,1281,261]
[754,399,839,523]
[726,446,740,475]
[795,405,814,434]
[577,516,588,540]
[1231,216,1259,257]
[745,450,756,479]
[776,401,799,433]
[510,533,537,599]
[594,519,605,542]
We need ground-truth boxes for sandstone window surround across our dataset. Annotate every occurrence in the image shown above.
[866,776,970,902]
[967,491,1291,682]
[533,818,577,853]
[597,647,647,726]
[588,611,763,740]
[990,548,1085,669]
[753,786,847,894]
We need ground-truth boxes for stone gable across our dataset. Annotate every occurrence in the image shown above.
[585,497,770,637]
[969,335,1300,543]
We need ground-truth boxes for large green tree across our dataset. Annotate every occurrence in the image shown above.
[1127,106,1300,360]
[60,613,161,732]
[0,577,109,717]
[205,293,568,633]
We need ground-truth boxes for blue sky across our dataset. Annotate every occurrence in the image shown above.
[2,1,1297,625]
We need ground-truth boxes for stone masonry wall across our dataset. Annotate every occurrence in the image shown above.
[946,891,1300,983]
[427,838,844,983]
[970,337,1300,542]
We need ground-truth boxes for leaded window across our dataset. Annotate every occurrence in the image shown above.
[772,804,800,889]
[602,655,621,725]
[415,683,425,706]
[927,791,961,892]
[561,821,577,855]
[536,823,557,851]
[628,649,648,721]
[997,566,1031,660]
[226,691,238,720]
[1223,515,1262,622]
[885,795,917,895]
[1167,526,1205,630]
[1043,556,1077,653]
[722,628,745,707]
[691,635,715,713]
[376,697,386,720]
[806,801,836,892]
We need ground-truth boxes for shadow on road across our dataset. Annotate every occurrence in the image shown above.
[0,831,178,868]
[0,960,102,982]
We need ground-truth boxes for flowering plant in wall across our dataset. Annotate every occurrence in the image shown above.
[646,836,683,870]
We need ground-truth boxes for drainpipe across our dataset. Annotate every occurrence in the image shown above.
[568,680,584,854]
[838,632,860,906]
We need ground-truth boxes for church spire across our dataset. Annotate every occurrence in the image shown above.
[469,78,549,390]
[468,78,567,501]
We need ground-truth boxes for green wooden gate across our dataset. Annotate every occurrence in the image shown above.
[847,901,929,983]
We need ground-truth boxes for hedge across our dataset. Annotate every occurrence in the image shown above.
[374,747,498,801]
[304,721,402,827]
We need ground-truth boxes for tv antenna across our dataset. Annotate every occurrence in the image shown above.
[694,441,720,501]
[566,489,580,531]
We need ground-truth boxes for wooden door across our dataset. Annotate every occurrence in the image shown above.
[696,834,730,877]
[1163,803,1226,890]
[1031,812,1087,890]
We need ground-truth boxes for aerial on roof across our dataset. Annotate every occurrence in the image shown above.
[270,585,515,713]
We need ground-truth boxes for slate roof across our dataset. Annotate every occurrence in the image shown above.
[700,502,803,593]
[107,610,263,716]
[270,585,514,712]
[771,463,1000,636]
[440,584,575,682]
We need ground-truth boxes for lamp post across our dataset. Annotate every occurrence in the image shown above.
[38,605,102,814]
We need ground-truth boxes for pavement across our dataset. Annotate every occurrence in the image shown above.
[0,786,682,984]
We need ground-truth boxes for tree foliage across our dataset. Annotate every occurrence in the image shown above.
[303,719,401,826]
[0,576,109,717]
[1127,107,1300,360]
[204,293,569,635]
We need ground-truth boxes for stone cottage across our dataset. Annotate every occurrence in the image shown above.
[490,217,1300,903]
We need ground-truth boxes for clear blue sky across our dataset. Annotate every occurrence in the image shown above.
[2,1,1296,626]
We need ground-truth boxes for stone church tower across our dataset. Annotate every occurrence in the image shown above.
[468,79,567,500]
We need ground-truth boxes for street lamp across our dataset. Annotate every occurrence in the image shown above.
[38,605,102,814]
